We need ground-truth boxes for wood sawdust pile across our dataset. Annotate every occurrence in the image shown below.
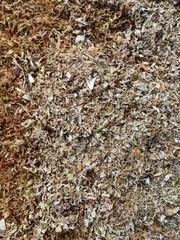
[0,0,179,239]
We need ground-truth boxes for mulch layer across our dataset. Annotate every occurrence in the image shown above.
[0,0,179,239]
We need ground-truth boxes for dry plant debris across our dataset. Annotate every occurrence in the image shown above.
[0,0,180,239]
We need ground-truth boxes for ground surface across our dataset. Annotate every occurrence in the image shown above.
[0,0,179,239]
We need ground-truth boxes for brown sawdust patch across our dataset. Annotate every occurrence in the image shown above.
[0,0,179,239]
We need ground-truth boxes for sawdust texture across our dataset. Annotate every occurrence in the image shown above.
[0,0,179,239]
